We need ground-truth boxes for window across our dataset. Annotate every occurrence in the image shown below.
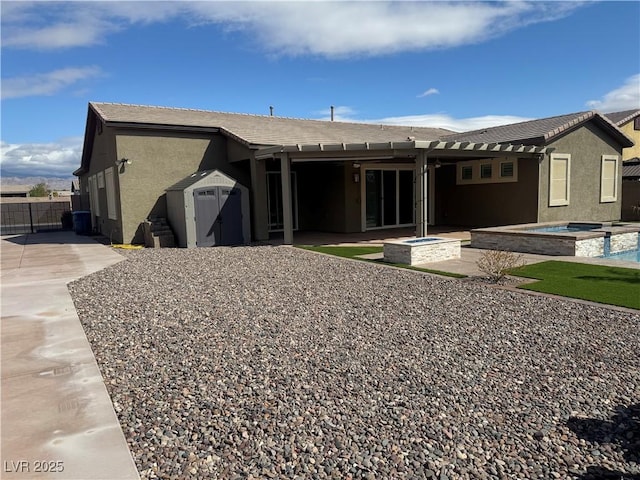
[105,167,117,219]
[457,158,518,185]
[500,162,514,178]
[549,153,570,206]
[634,117,640,131]
[600,155,618,202]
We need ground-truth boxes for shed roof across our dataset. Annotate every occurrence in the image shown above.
[90,102,452,147]
[604,109,640,126]
[442,110,634,147]
[166,169,240,191]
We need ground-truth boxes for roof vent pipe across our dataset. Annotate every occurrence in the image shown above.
[269,106,274,116]
[330,105,334,122]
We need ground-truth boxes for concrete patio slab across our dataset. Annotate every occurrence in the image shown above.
[1,231,139,479]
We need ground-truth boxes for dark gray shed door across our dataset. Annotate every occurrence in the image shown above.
[194,187,243,247]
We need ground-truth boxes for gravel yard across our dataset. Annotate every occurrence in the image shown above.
[69,246,639,480]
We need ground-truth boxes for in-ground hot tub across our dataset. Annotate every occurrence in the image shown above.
[384,237,461,265]
[471,221,640,257]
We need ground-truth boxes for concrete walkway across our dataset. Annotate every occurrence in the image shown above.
[1,231,139,479]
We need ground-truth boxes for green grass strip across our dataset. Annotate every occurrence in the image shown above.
[296,245,466,279]
[509,261,640,310]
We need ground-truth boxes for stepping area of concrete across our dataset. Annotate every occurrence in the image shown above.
[1,231,139,480]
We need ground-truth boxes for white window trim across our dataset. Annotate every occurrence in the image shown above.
[105,167,117,220]
[549,153,571,207]
[457,157,518,185]
[600,155,618,203]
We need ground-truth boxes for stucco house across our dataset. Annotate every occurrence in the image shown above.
[74,102,633,245]
[605,109,640,162]
[604,110,640,222]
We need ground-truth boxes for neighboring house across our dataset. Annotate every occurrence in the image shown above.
[605,110,640,222]
[0,185,31,198]
[75,103,633,245]
[605,109,640,161]
[621,157,640,221]
[623,157,640,181]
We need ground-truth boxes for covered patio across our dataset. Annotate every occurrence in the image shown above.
[251,140,551,245]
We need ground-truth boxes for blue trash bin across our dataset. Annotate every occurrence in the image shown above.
[72,211,92,235]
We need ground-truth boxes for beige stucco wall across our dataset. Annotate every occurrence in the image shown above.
[114,130,249,243]
[436,158,539,227]
[83,126,122,240]
[343,164,362,232]
[619,120,640,161]
[538,123,623,223]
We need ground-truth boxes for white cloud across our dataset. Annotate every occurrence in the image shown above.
[418,88,440,98]
[586,74,640,112]
[1,66,102,99]
[190,2,584,58]
[1,1,585,57]
[312,109,532,133]
[0,2,182,49]
[0,137,83,177]
[369,113,533,132]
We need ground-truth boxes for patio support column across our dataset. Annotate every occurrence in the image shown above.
[280,153,294,245]
[250,156,269,241]
[415,150,428,237]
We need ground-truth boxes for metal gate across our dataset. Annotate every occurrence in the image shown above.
[194,187,243,246]
[0,201,71,235]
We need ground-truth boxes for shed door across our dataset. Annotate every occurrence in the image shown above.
[218,187,243,245]
[194,189,220,247]
[194,187,243,247]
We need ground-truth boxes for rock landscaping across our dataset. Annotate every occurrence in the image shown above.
[69,246,639,480]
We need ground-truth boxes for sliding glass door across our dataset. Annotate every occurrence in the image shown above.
[365,167,415,229]
[266,171,298,232]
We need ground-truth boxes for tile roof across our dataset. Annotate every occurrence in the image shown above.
[604,109,640,126]
[441,111,595,145]
[90,102,453,147]
[623,158,640,178]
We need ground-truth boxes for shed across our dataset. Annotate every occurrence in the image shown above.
[166,170,250,247]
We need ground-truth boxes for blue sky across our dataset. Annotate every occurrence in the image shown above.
[1,1,639,178]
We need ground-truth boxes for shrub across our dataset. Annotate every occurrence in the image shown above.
[476,250,526,282]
